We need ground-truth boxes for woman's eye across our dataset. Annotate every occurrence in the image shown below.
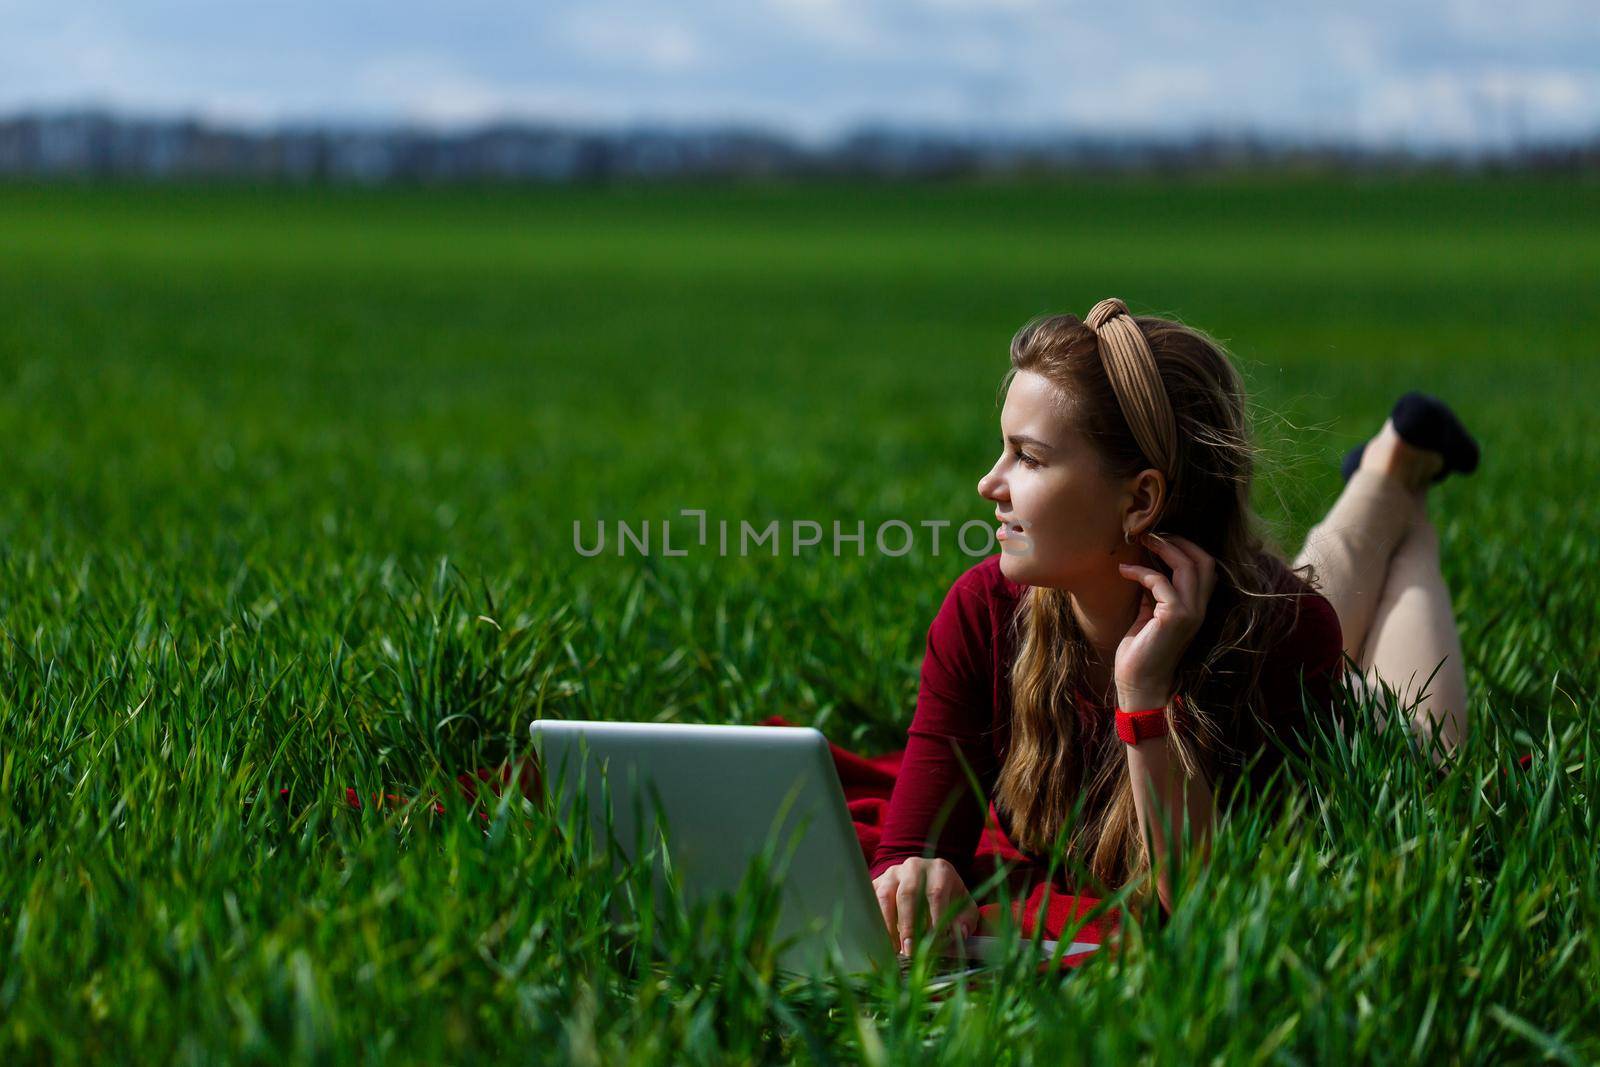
[1012,449,1040,469]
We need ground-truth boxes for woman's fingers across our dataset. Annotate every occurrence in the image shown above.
[876,876,902,940]
[936,889,979,945]
[925,869,949,935]
[947,901,982,955]
[925,864,966,933]
[1119,563,1180,610]
[877,860,976,957]
[1165,534,1218,598]
[876,859,977,957]
[923,863,979,953]
[873,873,900,946]
[1143,534,1198,604]
[1130,590,1155,630]
[895,870,922,952]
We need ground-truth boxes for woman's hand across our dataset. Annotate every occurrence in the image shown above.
[1115,533,1218,707]
[871,858,980,956]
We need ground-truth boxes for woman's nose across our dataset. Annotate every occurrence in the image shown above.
[978,466,1005,501]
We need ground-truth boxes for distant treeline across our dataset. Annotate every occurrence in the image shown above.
[3,110,1596,182]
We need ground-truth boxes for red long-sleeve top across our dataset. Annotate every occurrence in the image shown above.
[867,553,1345,881]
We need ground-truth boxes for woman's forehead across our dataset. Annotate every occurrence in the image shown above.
[1002,371,1075,437]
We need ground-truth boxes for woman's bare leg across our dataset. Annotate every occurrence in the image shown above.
[1293,420,1439,657]
[1294,419,1468,761]
[1357,492,1469,762]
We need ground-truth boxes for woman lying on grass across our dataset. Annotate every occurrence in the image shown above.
[870,298,1480,955]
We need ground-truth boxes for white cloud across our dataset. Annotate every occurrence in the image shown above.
[563,11,707,73]
[1358,67,1597,146]
[1437,0,1593,37]
[762,0,880,53]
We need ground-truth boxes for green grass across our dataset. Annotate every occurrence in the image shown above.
[0,176,1597,1063]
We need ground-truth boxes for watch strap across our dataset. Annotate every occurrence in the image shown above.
[1115,703,1172,745]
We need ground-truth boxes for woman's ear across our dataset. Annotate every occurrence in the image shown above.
[1123,468,1167,537]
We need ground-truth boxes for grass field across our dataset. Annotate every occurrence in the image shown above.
[1,176,1597,1063]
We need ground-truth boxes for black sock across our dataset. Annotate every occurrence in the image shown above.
[1390,392,1480,483]
[1341,443,1365,482]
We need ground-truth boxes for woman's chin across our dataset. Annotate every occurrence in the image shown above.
[997,543,1036,578]
[998,544,1069,588]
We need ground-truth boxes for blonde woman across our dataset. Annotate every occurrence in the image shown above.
[870,299,1479,955]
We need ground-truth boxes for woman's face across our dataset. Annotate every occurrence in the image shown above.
[977,370,1131,588]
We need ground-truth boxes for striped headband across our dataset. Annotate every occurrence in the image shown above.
[1084,297,1177,479]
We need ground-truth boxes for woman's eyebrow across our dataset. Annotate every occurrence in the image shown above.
[1006,433,1057,452]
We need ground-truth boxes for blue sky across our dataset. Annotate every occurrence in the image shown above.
[3,0,1596,146]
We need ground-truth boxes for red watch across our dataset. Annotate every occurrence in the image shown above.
[1114,695,1182,745]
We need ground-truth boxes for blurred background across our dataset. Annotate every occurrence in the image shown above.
[4,1,1599,176]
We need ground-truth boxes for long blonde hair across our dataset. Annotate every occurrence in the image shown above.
[994,302,1316,892]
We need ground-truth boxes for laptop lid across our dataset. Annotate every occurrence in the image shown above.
[529,719,898,977]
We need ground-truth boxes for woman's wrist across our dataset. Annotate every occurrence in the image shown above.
[1115,685,1172,712]
[1115,683,1175,746]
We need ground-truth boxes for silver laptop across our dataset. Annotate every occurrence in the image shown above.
[528,719,1099,978]
[530,719,897,976]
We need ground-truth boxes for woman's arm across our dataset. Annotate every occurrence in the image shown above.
[870,722,995,879]
[1121,720,1214,912]
[1116,532,1221,913]
[869,564,1004,948]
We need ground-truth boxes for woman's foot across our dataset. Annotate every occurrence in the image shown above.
[1356,420,1445,492]
[1340,392,1480,489]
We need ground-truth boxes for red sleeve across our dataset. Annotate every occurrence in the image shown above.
[868,567,1003,882]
